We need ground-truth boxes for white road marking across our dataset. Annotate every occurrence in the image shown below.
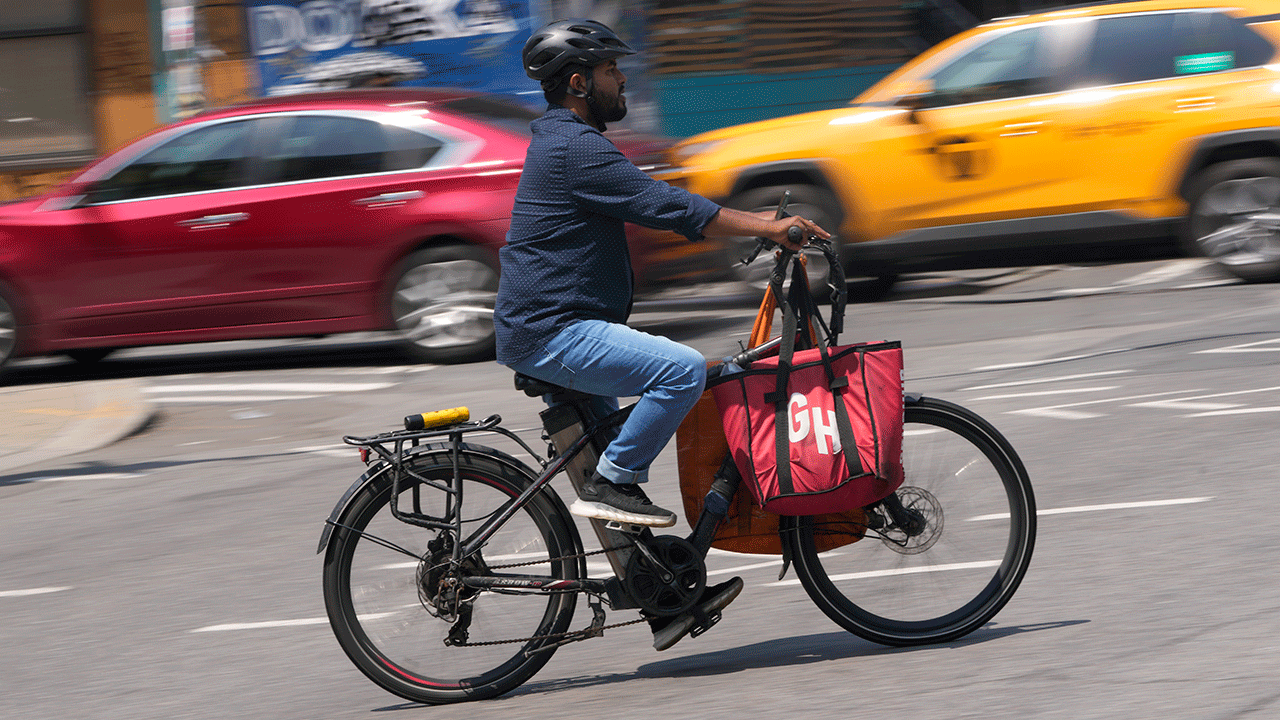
[767,560,1000,587]
[1011,407,1106,420]
[1195,339,1280,354]
[962,370,1131,391]
[0,586,72,598]
[1129,400,1241,411]
[968,496,1213,521]
[145,383,396,393]
[191,614,393,633]
[971,386,1118,401]
[1129,386,1280,415]
[145,382,397,404]
[150,395,323,403]
[1053,260,1211,295]
[1186,406,1280,417]
[29,473,145,483]
[1009,389,1203,420]
[974,351,1127,372]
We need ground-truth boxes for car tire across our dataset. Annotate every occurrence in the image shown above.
[724,184,895,298]
[388,245,498,364]
[1183,158,1280,282]
[0,282,18,373]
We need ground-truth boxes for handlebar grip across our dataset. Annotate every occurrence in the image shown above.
[787,225,804,244]
[404,407,470,431]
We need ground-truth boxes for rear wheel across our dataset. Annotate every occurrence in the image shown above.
[785,396,1035,646]
[390,246,498,364]
[1184,158,1280,282]
[323,449,581,704]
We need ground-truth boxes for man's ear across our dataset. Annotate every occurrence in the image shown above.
[566,71,588,98]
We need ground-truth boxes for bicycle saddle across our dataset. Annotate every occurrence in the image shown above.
[514,372,584,399]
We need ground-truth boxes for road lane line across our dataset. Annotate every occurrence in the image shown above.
[1185,406,1280,417]
[0,586,72,598]
[145,383,396,393]
[968,496,1213,521]
[149,395,323,403]
[31,473,145,483]
[972,386,1118,401]
[962,371,1132,391]
[191,613,396,633]
[1009,389,1204,420]
[1194,339,1280,354]
[767,561,1000,587]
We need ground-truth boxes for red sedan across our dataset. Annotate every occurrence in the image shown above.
[0,88,674,372]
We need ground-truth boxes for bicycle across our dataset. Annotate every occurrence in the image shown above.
[318,197,1036,705]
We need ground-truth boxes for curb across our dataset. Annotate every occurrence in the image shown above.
[0,379,157,476]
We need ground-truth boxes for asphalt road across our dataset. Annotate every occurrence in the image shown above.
[3,258,1279,720]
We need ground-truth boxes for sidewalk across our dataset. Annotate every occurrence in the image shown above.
[0,379,157,476]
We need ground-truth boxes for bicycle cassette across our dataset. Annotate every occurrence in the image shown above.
[622,535,706,617]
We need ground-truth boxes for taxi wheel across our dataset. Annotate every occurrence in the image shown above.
[726,184,843,290]
[1185,158,1280,283]
[0,283,19,373]
[389,245,498,364]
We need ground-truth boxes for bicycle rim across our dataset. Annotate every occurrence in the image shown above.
[323,450,579,704]
[787,397,1035,646]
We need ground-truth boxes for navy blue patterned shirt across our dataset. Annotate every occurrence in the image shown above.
[494,105,721,365]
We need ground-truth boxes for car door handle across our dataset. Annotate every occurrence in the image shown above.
[1175,96,1216,112]
[177,212,249,229]
[1000,121,1046,137]
[352,191,424,206]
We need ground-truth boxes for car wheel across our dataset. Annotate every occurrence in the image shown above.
[0,283,17,372]
[389,246,498,364]
[65,348,115,365]
[1184,158,1280,282]
[724,184,894,299]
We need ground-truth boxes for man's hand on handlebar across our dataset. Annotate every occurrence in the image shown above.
[762,213,830,252]
[702,206,830,251]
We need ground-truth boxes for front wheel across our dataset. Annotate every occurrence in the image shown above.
[322,447,581,704]
[785,396,1035,646]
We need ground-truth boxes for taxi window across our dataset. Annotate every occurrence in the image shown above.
[926,26,1057,106]
[1082,11,1275,86]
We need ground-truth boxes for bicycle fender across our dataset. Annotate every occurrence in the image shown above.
[316,443,564,555]
[318,462,393,554]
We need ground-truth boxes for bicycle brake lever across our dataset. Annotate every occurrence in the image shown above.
[741,237,774,265]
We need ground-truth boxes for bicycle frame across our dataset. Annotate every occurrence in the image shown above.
[331,396,651,606]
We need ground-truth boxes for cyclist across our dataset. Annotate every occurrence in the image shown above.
[495,18,829,650]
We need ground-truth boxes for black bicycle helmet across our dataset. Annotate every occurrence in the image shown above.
[522,19,636,87]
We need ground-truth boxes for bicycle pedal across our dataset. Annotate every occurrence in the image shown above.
[604,520,646,534]
[688,610,722,638]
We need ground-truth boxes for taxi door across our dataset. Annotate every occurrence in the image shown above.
[858,21,1091,239]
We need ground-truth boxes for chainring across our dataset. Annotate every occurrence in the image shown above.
[623,535,706,617]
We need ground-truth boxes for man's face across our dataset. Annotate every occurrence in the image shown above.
[590,59,627,123]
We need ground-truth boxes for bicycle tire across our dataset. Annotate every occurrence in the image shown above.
[323,445,581,704]
[784,396,1035,646]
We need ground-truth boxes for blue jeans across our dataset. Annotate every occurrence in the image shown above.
[507,319,707,485]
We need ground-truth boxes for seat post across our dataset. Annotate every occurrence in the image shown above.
[539,402,641,587]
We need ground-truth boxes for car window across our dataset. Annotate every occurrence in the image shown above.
[1081,11,1275,86]
[925,26,1056,106]
[267,115,442,182]
[89,119,258,203]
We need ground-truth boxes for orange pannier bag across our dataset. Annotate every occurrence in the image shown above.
[676,267,867,555]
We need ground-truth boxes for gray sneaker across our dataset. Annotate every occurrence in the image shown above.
[569,478,677,527]
[649,577,744,651]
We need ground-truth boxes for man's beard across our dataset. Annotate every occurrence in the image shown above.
[587,89,627,127]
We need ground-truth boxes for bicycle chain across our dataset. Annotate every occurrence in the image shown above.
[449,544,649,648]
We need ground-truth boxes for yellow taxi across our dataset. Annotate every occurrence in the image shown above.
[659,0,1280,291]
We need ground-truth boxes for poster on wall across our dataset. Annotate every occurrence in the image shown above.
[244,0,654,128]
[245,0,539,103]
